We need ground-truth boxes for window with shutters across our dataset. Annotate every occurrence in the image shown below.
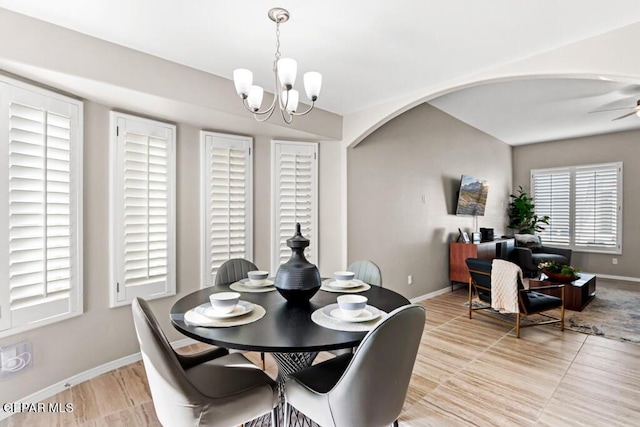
[531,162,622,254]
[109,112,176,307]
[200,132,253,287]
[0,76,83,338]
[271,141,318,274]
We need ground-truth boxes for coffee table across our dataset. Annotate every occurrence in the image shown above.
[529,272,596,311]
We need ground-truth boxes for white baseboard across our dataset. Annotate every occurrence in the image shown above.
[593,273,640,283]
[410,285,453,303]
[0,337,198,421]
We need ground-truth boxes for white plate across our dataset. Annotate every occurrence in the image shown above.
[240,278,275,288]
[194,300,254,319]
[325,279,364,289]
[321,303,381,323]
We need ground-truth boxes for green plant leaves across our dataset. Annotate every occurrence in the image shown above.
[507,186,549,234]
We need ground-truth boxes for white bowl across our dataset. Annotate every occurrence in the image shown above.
[247,270,269,286]
[334,271,355,286]
[209,292,241,314]
[337,295,368,318]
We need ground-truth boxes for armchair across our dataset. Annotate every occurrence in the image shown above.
[466,258,565,338]
[509,235,572,277]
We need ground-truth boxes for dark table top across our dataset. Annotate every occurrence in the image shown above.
[170,284,411,353]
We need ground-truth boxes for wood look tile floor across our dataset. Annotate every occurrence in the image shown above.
[4,288,640,426]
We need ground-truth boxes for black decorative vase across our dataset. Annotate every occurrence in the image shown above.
[274,223,321,304]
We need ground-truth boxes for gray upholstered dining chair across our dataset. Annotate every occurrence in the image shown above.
[214,258,266,370]
[284,304,425,427]
[132,297,279,427]
[347,259,383,287]
[214,258,259,286]
[330,260,383,356]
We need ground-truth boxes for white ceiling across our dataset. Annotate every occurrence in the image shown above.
[429,78,640,145]
[1,1,640,144]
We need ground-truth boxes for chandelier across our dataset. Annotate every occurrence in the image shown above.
[233,7,322,124]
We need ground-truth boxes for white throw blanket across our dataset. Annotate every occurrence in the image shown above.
[491,259,525,314]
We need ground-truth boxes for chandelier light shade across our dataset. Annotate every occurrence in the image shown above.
[233,7,322,123]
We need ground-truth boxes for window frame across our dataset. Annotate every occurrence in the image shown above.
[270,140,318,274]
[200,131,253,288]
[531,162,623,255]
[109,111,176,308]
[0,75,84,338]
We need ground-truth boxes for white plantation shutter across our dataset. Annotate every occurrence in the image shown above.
[271,141,318,274]
[110,112,176,307]
[574,164,621,251]
[531,162,622,254]
[201,132,253,287]
[532,169,571,245]
[0,78,83,337]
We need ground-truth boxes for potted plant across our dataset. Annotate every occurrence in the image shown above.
[538,261,581,282]
[507,186,550,234]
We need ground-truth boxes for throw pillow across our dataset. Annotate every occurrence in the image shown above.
[514,234,543,252]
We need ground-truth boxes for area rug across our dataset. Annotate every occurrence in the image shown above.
[465,281,640,344]
[557,281,640,344]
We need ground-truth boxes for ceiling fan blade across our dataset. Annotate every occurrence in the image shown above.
[612,111,637,121]
[589,106,635,113]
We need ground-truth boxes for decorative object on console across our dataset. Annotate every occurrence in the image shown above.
[458,228,470,243]
[480,227,494,241]
[232,8,322,124]
[274,222,321,304]
[471,232,481,243]
[455,175,489,216]
[507,186,549,234]
[538,261,581,282]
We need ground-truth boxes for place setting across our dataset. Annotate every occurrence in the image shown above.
[320,271,371,293]
[311,295,386,332]
[184,291,266,327]
[229,270,277,293]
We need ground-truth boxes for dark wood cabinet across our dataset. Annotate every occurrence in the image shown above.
[449,238,515,285]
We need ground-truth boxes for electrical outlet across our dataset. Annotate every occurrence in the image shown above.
[408,275,413,285]
[612,258,618,265]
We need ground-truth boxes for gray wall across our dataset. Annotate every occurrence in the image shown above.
[513,129,640,279]
[347,103,512,298]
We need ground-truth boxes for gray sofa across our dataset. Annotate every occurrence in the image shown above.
[509,243,572,278]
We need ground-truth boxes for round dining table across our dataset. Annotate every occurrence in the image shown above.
[170,281,411,426]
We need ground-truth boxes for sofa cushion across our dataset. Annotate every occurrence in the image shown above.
[514,234,543,252]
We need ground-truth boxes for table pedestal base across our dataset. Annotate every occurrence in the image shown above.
[246,352,320,427]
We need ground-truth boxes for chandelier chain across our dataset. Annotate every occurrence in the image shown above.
[273,22,281,72]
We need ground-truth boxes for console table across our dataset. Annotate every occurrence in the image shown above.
[449,238,515,289]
